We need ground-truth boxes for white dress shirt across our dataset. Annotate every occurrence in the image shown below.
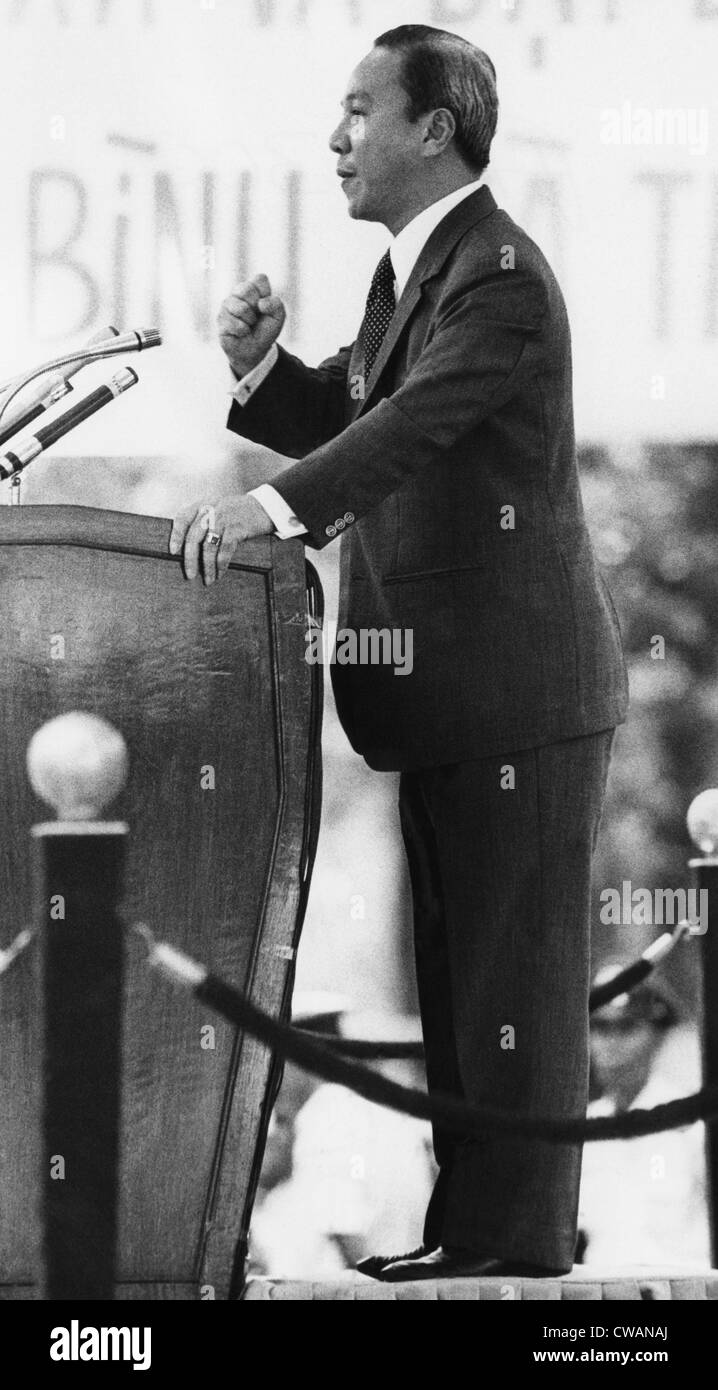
[238,178,484,539]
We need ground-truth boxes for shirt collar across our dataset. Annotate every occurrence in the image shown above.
[389,178,484,301]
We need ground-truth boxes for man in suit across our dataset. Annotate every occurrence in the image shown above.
[170,24,628,1280]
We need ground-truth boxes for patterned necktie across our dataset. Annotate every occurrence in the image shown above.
[362,248,396,381]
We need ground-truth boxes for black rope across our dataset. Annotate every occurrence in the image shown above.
[589,958,653,1012]
[305,927,688,1062]
[139,940,718,1145]
[0,927,34,977]
[302,1033,424,1060]
[8,920,708,1146]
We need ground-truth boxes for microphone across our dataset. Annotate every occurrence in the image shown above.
[83,328,162,357]
[0,327,121,447]
[0,367,139,481]
[0,328,161,430]
[0,375,72,448]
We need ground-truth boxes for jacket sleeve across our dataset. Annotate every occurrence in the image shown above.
[226,342,353,458]
[269,266,550,549]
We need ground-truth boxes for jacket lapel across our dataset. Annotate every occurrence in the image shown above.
[352,184,498,421]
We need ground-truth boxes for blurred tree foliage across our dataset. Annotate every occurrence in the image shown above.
[582,443,718,1010]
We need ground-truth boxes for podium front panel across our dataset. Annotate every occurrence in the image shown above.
[0,506,321,1299]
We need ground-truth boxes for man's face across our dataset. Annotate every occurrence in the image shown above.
[329,47,427,229]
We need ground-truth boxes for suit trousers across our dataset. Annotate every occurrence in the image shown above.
[398,729,615,1269]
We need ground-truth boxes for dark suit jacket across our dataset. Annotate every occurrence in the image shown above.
[227,184,629,770]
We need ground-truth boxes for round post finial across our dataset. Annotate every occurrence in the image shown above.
[27,712,129,820]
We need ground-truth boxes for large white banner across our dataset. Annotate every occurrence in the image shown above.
[1,0,717,459]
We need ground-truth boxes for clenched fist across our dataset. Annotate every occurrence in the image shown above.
[218,273,286,378]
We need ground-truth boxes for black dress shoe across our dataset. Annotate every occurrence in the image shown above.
[381,1246,571,1282]
[356,1246,427,1281]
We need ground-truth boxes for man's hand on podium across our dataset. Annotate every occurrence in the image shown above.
[169,494,273,585]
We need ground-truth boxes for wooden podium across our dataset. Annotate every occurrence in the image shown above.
[0,505,322,1300]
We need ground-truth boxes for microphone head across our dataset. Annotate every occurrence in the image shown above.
[111,366,140,395]
[136,328,162,349]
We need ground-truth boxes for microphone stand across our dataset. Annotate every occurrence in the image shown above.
[0,330,159,432]
[1,330,160,505]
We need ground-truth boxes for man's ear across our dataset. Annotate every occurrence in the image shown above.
[420,107,457,158]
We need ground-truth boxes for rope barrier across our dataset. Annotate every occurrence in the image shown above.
[133,923,718,1146]
[589,921,690,1011]
[303,1034,425,1060]
[0,927,34,978]
[3,918,705,1143]
[303,922,692,1062]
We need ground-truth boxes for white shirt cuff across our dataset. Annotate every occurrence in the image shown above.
[230,343,279,405]
[249,484,307,540]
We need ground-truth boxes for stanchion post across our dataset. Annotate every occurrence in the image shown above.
[27,713,129,1301]
[687,789,718,1268]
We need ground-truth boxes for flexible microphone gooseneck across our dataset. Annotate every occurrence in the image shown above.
[0,327,121,447]
[0,328,161,429]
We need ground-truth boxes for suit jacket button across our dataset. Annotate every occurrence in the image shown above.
[344,512,354,524]
[325,524,337,538]
[335,518,345,531]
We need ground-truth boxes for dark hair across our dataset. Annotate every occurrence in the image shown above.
[374,24,498,175]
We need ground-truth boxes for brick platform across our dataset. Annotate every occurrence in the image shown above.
[243,1266,718,1301]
